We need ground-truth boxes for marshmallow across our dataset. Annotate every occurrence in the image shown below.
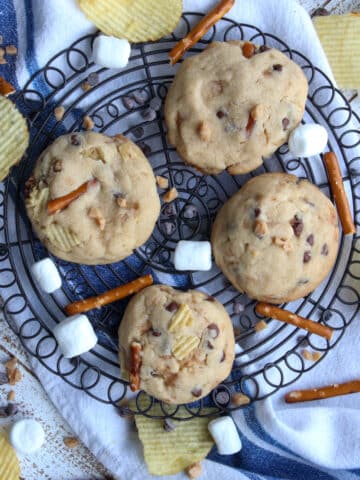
[208,416,242,455]
[10,419,45,455]
[288,124,328,157]
[93,35,131,69]
[174,240,212,271]
[30,258,62,293]
[53,314,97,358]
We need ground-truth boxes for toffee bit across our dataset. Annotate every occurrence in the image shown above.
[258,45,270,53]
[81,81,92,92]
[216,110,226,119]
[54,106,65,121]
[303,251,311,263]
[156,175,169,189]
[254,207,261,217]
[63,436,79,448]
[254,320,268,332]
[242,41,256,58]
[231,392,250,406]
[6,45,17,55]
[83,115,94,131]
[163,187,178,203]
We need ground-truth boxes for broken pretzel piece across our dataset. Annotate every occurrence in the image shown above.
[323,152,356,235]
[285,379,360,404]
[130,341,142,392]
[255,302,333,340]
[47,178,98,215]
[65,274,153,315]
[169,0,235,65]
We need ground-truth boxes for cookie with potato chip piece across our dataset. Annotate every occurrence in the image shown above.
[78,0,182,43]
[0,95,29,181]
[0,428,21,480]
[132,397,214,476]
[119,284,235,404]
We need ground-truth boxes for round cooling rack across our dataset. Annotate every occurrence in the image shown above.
[1,13,359,420]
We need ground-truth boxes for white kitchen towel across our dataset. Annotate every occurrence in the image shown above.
[1,1,360,479]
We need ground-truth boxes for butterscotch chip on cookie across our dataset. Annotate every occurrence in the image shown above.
[25,132,160,264]
[119,285,235,404]
[211,173,339,303]
[165,41,308,175]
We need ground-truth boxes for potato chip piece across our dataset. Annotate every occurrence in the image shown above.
[0,428,21,480]
[172,335,200,361]
[133,399,214,476]
[78,0,182,43]
[46,224,81,252]
[26,187,49,217]
[0,95,29,181]
[168,303,193,333]
[314,13,360,88]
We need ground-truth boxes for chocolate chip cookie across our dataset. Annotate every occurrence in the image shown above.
[211,173,339,303]
[25,132,160,264]
[165,41,308,175]
[118,285,235,404]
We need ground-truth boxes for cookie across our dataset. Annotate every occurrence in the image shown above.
[165,41,308,175]
[25,132,160,264]
[118,285,235,404]
[211,173,339,303]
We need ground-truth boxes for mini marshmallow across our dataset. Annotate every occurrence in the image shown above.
[10,419,45,455]
[208,416,242,455]
[174,240,212,271]
[53,314,97,358]
[93,35,131,69]
[288,124,328,157]
[30,258,62,294]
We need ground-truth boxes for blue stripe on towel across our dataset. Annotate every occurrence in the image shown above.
[0,1,20,89]
[24,0,50,95]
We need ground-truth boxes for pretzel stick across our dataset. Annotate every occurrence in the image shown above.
[255,303,333,340]
[65,274,153,315]
[0,76,15,96]
[323,152,356,235]
[129,342,142,392]
[168,0,235,65]
[47,179,98,215]
[285,380,360,404]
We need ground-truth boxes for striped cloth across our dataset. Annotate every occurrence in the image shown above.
[1,1,360,479]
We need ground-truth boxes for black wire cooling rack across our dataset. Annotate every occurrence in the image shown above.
[0,13,359,420]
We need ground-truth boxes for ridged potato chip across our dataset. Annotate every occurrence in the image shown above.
[0,428,21,480]
[168,303,193,332]
[78,0,183,43]
[133,399,214,476]
[172,335,200,361]
[0,95,29,181]
[46,224,81,252]
[26,187,49,217]
[314,13,360,88]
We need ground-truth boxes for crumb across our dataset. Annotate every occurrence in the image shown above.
[254,320,268,332]
[5,357,17,371]
[6,45,17,55]
[186,462,202,479]
[0,58,7,65]
[156,175,169,189]
[63,436,79,448]
[83,115,94,131]
[302,349,313,361]
[54,106,65,121]
[163,187,178,203]
[81,81,92,92]
[8,368,22,386]
[231,392,250,406]
[312,351,321,361]
[7,390,15,401]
